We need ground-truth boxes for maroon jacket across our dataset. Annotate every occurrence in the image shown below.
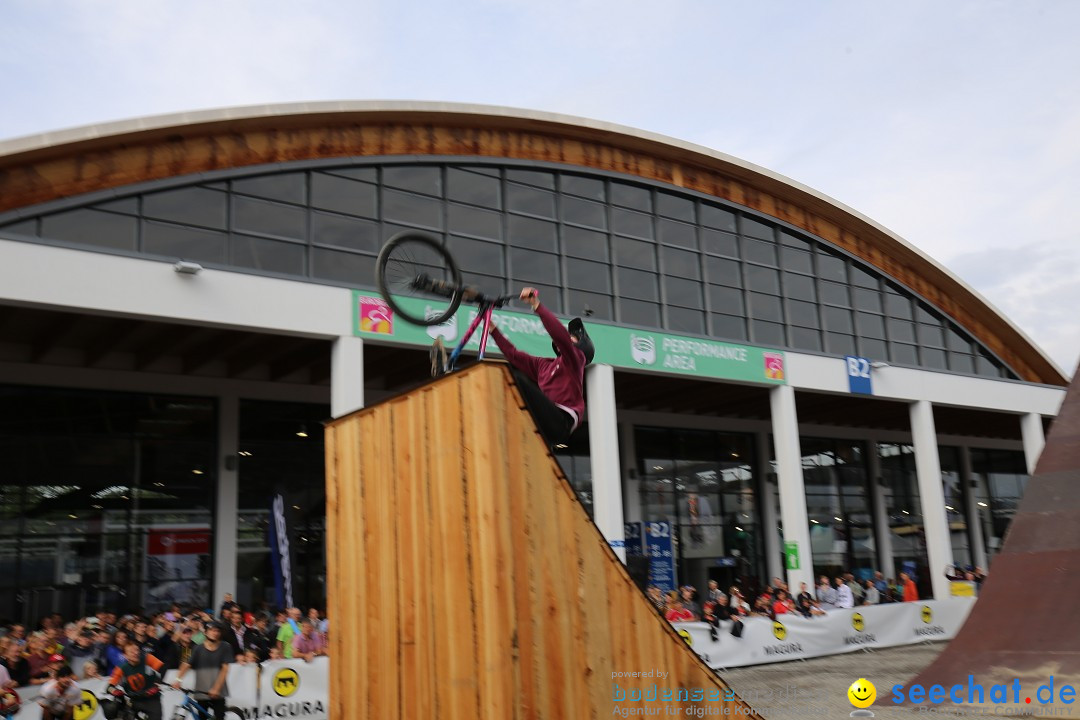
[491,303,586,429]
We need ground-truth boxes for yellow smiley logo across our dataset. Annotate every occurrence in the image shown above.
[772,621,786,640]
[921,606,933,624]
[848,678,876,708]
[852,613,865,632]
[676,629,693,647]
[73,690,99,720]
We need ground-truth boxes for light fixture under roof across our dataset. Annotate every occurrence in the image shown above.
[192,468,204,475]
[296,425,309,438]
[173,260,203,274]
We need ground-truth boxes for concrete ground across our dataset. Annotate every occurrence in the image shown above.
[719,642,1070,720]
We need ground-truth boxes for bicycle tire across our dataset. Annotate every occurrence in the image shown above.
[375,231,462,326]
[224,706,245,720]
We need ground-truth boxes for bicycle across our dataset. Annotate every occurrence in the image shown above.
[169,687,244,720]
[375,231,520,376]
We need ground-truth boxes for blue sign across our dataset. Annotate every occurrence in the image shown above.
[845,355,873,395]
[268,494,294,609]
[646,521,676,593]
[624,522,643,556]
[714,557,738,568]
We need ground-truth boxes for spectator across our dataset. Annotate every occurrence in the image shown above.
[728,587,749,616]
[223,610,246,662]
[173,623,232,720]
[751,594,774,619]
[218,594,238,621]
[107,644,164,720]
[27,636,61,685]
[901,572,919,602]
[873,571,888,597]
[276,608,303,660]
[706,580,725,604]
[238,649,260,666]
[103,630,130,675]
[795,583,814,617]
[6,626,26,651]
[664,600,694,623]
[846,574,865,605]
[37,665,81,720]
[267,647,283,661]
[645,586,665,614]
[63,630,101,679]
[0,652,12,691]
[81,660,102,680]
[863,579,880,605]
[834,577,855,609]
[2,639,30,687]
[772,590,792,616]
[291,620,327,662]
[244,614,273,662]
[307,608,328,636]
[131,620,156,655]
[808,599,827,617]
[816,576,837,610]
[679,587,701,621]
[160,626,196,672]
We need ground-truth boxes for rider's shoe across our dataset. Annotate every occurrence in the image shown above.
[430,337,448,378]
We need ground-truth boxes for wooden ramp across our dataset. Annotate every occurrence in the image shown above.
[325,362,758,720]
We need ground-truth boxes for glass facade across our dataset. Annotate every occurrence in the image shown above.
[878,443,932,597]
[970,448,1028,564]
[802,438,875,580]
[634,427,760,593]
[0,159,1017,380]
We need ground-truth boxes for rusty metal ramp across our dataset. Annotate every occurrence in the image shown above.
[909,361,1080,693]
[324,363,760,720]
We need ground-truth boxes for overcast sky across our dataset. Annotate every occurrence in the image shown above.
[2,0,1077,377]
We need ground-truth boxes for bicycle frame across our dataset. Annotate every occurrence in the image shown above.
[445,301,497,370]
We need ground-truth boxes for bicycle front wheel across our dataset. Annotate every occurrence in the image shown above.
[375,232,462,326]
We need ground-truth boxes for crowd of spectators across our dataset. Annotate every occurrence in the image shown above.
[0,595,329,716]
[648,566,987,632]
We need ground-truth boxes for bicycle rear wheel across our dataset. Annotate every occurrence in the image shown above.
[375,232,462,326]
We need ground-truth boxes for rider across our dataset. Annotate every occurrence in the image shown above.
[107,644,164,720]
[490,287,594,446]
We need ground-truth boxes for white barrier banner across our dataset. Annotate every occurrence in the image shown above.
[673,598,975,669]
[252,658,328,720]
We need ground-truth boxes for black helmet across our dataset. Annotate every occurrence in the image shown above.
[552,318,594,365]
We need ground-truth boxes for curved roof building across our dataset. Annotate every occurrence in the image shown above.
[0,102,1066,620]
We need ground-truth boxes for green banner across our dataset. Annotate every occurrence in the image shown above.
[353,291,786,385]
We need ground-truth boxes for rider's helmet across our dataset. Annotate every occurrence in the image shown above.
[552,318,594,365]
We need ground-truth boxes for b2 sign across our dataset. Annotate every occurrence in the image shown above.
[845,355,873,395]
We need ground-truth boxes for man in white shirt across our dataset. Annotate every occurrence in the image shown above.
[37,665,82,720]
[834,576,855,609]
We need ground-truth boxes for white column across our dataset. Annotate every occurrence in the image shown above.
[331,335,365,418]
[755,431,783,581]
[959,446,988,570]
[909,400,953,600]
[619,422,641,524]
[769,385,814,592]
[213,394,239,605]
[586,364,625,562]
[866,442,896,580]
[1020,413,1046,476]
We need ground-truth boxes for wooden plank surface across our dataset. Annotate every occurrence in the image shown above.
[326,363,760,720]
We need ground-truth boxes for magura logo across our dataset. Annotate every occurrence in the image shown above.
[676,629,693,647]
[852,613,865,632]
[273,667,300,697]
[772,621,787,641]
[921,606,933,624]
[73,690,98,720]
[630,334,656,365]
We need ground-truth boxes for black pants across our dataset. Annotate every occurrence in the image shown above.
[132,697,162,720]
[510,369,575,447]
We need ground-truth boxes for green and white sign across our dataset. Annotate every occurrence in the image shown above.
[785,541,800,570]
[354,291,786,385]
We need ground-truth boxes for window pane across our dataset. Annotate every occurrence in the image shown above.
[233,173,305,205]
[311,173,378,217]
[561,175,605,201]
[705,256,742,287]
[449,236,504,276]
[563,226,608,262]
[505,168,555,189]
[784,272,816,302]
[658,218,696,248]
[891,343,919,365]
[447,168,500,208]
[817,252,846,282]
[620,298,660,327]
[860,338,888,360]
[383,166,441,196]
[826,332,857,356]
[1,218,37,235]
[664,276,702,307]
[384,189,442,229]
[919,323,945,347]
[508,215,557,252]
[922,347,948,369]
[662,246,700,279]
[886,292,913,319]
[567,290,612,320]
[448,203,502,240]
[656,193,694,222]
[852,287,883,313]
[701,229,738,257]
[791,327,822,351]
[850,265,879,289]
[611,182,651,211]
[94,197,138,214]
[820,281,849,306]
[561,196,607,229]
[144,187,227,229]
[507,183,556,218]
[788,299,819,328]
[824,306,853,333]
[312,248,376,284]
[888,319,916,343]
[746,265,780,294]
[567,259,611,293]
[708,285,743,315]
[312,212,379,253]
[749,293,784,322]
[752,320,785,346]
[856,312,886,339]
[41,209,137,251]
[949,353,975,373]
[614,237,656,270]
[780,232,811,251]
[611,207,654,239]
[946,327,972,352]
[233,196,306,240]
[701,204,737,232]
[232,235,306,275]
[510,248,560,285]
[324,166,377,182]
[781,247,813,274]
[711,313,746,340]
[744,238,777,266]
[668,306,704,334]
[143,221,227,263]
[618,267,659,302]
[741,216,773,240]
